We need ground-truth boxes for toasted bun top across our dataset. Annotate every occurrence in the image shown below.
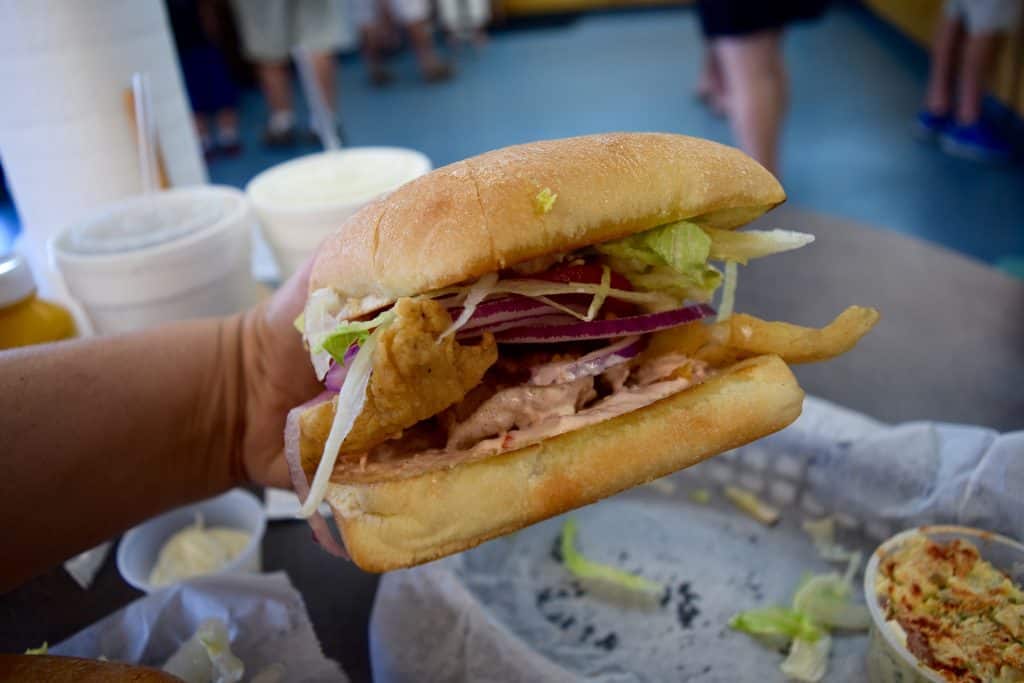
[310,133,785,317]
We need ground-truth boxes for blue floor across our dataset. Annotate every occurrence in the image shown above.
[3,4,1023,270]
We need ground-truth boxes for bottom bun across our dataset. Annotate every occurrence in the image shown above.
[325,354,803,572]
[0,655,183,682]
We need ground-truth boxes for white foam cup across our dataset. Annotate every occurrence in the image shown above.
[246,147,431,280]
[52,186,257,334]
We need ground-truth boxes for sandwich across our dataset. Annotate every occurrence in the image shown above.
[284,133,878,572]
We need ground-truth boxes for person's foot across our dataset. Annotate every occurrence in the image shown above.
[940,122,1013,162]
[302,121,348,148]
[369,65,396,87]
[263,125,297,147]
[200,134,217,161]
[263,111,297,148]
[215,130,242,157]
[422,61,453,83]
[914,110,950,141]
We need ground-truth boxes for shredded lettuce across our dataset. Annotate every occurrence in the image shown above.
[688,489,712,504]
[802,517,860,563]
[595,221,723,301]
[717,261,738,322]
[303,288,344,380]
[163,619,244,683]
[780,633,831,683]
[440,272,498,340]
[704,228,815,265]
[792,573,870,630]
[561,518,661,594]
[315,310,395,365]
[645,220,714,273]
[535,187,558,214]
[584,265,612,321]
[731,551,869,682]
[489,279,676,310]
[791,554,869,630]
[300,322,385,518]
[197,619,245,683]
[293,312,305,334]
[729,607,823,642]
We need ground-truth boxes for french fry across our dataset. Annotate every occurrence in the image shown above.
[723,306,880,364]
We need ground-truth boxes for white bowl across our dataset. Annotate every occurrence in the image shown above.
[246,147,431,280]
[863,524,1024,683]
[51,186,257,335]
[117,489,266,593]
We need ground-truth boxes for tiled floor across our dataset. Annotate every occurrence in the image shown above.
[3,4,1022,270]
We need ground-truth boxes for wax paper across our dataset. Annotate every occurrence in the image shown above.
[51,572,346,683]
[370,397,1024,682]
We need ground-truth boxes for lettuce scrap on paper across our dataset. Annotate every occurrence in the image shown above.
[730,554,869,682]
[560,518,661,594]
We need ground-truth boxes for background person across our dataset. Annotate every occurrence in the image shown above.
[167,0,243,158]
[355,0,453,85]
[695,0,829,176]
[230,0,347,146]
[917,0,1022,161]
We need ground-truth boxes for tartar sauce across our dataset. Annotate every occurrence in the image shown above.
[149,516,251,587]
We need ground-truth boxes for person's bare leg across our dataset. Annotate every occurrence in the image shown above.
[361,23,394,85]
[215,108,239,134]
[714,30,787,176]
[310,51,337,114]
[696,44,724,103]
[257,62,294,116]
[194,114,211,142]
[924,16,964,116]
[214,108,241,153]
[955,31,1000,125]
[407,19,452,81]
[194,113,213,154]
[257,62,295,143]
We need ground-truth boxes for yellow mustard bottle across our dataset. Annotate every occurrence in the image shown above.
[0,253,75,349]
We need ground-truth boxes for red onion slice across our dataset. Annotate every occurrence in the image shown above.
[451,296,586,331]
[495,303,715,343]
[323,344,360,391]
[457,313,581,338]
[283,392,349,559]
[530,335,646,386]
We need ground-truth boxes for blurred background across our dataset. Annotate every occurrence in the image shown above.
[1,0,1022,274]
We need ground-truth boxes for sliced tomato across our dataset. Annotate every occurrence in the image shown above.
[532,263,633,291]
[529,262,636,317]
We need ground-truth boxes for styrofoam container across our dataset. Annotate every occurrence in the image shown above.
[246,147,431,280]
[117,489,266,593]
[864,525,1024,683]
[51,186,256,335]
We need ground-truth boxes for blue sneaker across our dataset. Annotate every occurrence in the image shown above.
[940,122,1012,163]
[914,110,950,141]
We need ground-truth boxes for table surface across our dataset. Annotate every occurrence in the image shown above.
[2,207,1022,682]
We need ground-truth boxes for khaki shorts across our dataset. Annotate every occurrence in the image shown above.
[231,0,347,62]
[352,0,430,28]
[945,0,1022,33]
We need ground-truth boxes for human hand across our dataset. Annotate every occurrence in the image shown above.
[234,261,323,488]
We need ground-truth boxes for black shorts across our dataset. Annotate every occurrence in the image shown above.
[697,0,829,38]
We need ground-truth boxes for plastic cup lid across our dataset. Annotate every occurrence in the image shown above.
[0,253,36,307]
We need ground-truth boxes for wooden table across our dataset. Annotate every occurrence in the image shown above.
[1,207,1021,682]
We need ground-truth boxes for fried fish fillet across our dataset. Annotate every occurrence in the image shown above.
[300,298,497,476]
